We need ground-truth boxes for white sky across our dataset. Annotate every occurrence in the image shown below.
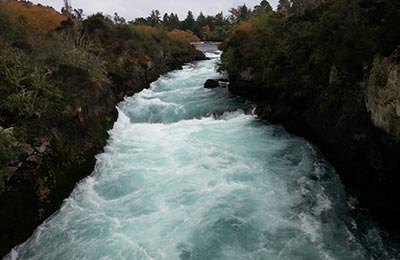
[30,0,279,21]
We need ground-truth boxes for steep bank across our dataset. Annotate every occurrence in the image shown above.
[227,48,400,237]
[220,0,400,238]
[0,3,206,257]
[0,47,205,258]
[6,43,400,260]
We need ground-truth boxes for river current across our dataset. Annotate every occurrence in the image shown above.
[5,43,400,260]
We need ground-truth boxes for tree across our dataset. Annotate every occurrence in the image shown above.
[214,12,225,27]
[169,13,181,29]
[162,13,180,30]
[277,0,291,13]
[181,10,201,36]
[133,17,148,25]
[229,4,252,24]
[163,13,170,24]
[197,12,207,27]
[183,11,195,30]
[254,0,273,15]
[291,0,311,13]
[147,9,161,26]
[113,12,126,24]
[201,25,211,40]
[278,0,325,14]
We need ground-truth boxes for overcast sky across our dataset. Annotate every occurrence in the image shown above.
[30,0,279,21]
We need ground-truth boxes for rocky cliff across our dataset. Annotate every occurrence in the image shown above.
[365,49,400,142]
[228,48,400,238]
[0,46,206,257]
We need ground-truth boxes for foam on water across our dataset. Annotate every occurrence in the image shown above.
[5,44,400,260]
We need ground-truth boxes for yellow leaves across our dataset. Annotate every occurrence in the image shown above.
[6,1,65,33]
[168,29,200,43]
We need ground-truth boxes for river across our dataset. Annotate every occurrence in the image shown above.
[5,43,399,260]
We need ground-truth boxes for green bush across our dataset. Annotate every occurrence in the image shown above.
[0,127,20,190]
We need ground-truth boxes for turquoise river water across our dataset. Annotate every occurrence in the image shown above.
[5,43,400,260]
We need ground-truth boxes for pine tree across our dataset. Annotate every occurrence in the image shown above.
[254,0,273,15]
[197,12,207,27]
[229,4,252,24]
[277,0,291,13]
[163,13,170,24]
[183,11,195,31]
[169,13,180,29]
[147,9,161,26]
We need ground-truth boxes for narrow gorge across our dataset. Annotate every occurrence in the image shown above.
[5,44,399,260]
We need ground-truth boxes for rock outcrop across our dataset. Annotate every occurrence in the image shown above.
[365,49,400,141]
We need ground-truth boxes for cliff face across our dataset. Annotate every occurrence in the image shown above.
[228,49,400,237]
[0,47,206,257]
[365,49,400,142]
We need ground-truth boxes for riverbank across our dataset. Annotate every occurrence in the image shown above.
[7,43,399,260]
[0,47,205,258]
[218,0,400,239]
[226,61,400,240]
[0,3,206,255]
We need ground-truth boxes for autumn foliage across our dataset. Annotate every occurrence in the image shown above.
[233,21,253,34]
[132,25,160,37]
[201,25,212,40]
[6,1,65,33]
[169,29,200,43]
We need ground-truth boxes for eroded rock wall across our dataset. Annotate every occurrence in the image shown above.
[365,49,400,141]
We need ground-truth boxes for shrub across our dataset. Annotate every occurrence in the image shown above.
[169,29,200,43]
[0,127,20,190]
[6,1,66,33]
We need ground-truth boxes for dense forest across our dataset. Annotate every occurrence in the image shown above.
[57,0,274,42]
[220,0,400,96]
[122,1,272,41]
[220,0,400,236]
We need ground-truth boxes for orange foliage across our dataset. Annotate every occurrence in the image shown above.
[133,25,160,36]
[234,21,253,34]
[6,1,65,33]
[201,25,212,40]
[169,29,200,43]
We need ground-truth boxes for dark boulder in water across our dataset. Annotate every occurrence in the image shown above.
[204,79,220,89]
